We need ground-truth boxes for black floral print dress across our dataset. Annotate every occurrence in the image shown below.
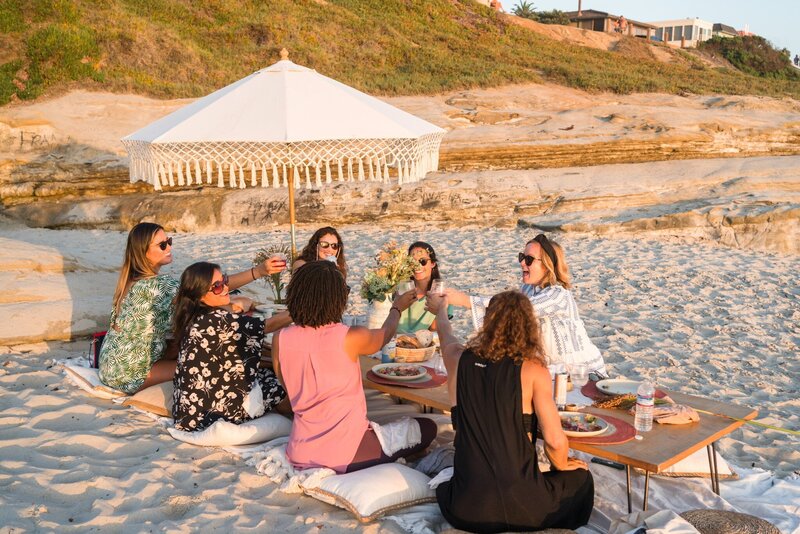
[173,308,285,431]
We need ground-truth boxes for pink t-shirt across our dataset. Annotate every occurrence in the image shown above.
[278,323,369,472]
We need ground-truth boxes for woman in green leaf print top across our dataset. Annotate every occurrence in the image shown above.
[99,223,287,394]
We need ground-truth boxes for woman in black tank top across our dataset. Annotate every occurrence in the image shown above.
[427,290,594,532]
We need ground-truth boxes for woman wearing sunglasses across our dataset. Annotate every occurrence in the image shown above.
[172,262,292,432]
[397,241,454,334]
[446,234,607,376]
[273,261,436,473]
[99,222,287,394]
[425,291,593,532]
[292,227,348,279]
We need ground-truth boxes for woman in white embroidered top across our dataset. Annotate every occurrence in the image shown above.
[446,233,608,376]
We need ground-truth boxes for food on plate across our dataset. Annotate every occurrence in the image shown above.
[375,364,424,377]
[561,414,604,433]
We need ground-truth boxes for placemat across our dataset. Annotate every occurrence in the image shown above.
[580,380,668,401]
[366,368,447,389]
[566,412,636,445]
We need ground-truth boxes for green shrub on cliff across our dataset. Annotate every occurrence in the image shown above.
[699,35,800,80]
[1,0,799,106]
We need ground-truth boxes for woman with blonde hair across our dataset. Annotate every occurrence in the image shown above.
[427,290,594,532]
[99,222,286,394]
[446,233,607,376]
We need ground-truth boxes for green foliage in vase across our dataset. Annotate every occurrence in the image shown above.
[360,241,420,303]
[253,243,291,304]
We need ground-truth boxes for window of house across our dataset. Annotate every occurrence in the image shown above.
[675,26,683,40]
[685,26,693,40]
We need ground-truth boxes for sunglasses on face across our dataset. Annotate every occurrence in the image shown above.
[417,258,431,267]
[518,252,541,267]
[318,241,340,251]
[209,274,229,295]
[155,237,173,251]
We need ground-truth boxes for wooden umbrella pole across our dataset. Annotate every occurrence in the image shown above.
[288,167,297,260]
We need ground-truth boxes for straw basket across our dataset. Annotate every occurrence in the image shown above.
[394,345,436,363]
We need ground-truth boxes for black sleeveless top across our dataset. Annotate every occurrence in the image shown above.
[436,349,594,532]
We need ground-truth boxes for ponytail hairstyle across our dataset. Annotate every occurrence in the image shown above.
[407,241,441,292]
[112,222,163,314]
[172,262,219,345]
[527,234,571,289]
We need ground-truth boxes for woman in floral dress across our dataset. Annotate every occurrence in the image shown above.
[99,222,288,394]
[172,262,292,431]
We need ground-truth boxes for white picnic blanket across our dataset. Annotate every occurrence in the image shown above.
[57,358,800,533]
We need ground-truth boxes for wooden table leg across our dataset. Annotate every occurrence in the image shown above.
[643,471,650,511]
[626,464,632,514]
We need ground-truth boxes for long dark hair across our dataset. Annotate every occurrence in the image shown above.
[286,261,348,328]
[466,291,546,366]
[408,241,441,292]
[113,222,163,314]
[298,227,347,278]
[173,262,218,344]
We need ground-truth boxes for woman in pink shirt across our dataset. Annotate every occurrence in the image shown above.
[274,261,437,473]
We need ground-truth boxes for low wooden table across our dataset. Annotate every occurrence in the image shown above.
[360,356,450,413]
[572,391,757,512]
[359,356,757,513]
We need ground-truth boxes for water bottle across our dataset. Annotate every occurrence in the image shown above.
[381,339,396,364]
[634,380,655,433]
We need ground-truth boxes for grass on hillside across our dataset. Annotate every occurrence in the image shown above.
[1,0,799,106]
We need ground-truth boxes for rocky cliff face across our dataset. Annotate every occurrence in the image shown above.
[1,86,799,255]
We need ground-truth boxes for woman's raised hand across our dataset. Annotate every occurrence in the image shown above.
[444,287,470,308]
[259,255,288,277]
[393,289,417,312]
[425,292,447,315]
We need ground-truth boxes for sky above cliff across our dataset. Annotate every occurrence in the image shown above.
[508,0,799,58]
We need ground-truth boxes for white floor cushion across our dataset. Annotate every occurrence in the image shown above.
[63,363,127,400]
[122,381,173,417]
[302,463,435,522]
[167,413,292,447]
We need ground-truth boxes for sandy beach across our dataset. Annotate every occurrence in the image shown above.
[1,225,798,532]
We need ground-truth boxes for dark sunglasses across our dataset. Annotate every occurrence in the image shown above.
[418,258,431,267]
[155,237,173,251]
[318,241,340,250]
[209,274,229,295]
[518,252,541,267]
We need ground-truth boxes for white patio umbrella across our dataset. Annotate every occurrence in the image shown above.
[122,49,446,256]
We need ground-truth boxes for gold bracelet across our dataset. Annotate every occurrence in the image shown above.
[251,267,257,280]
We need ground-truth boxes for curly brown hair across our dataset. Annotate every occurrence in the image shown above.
[465,291,547,366]
[286,261,348,328]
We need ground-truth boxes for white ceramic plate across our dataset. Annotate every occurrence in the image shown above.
[559,412,609,437]
[254,304,272,313]
[371,363,427,382]
[596,379,641,396]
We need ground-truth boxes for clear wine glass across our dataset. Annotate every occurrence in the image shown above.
[431,279,446,296]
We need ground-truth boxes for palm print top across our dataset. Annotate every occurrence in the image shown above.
[173,308,285,432]
[98,275,178,394]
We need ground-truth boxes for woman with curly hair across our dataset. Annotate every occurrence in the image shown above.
[273,261,436,473]
[446,233,607,376]
[292,227,348,279]
[426,290,594,532]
